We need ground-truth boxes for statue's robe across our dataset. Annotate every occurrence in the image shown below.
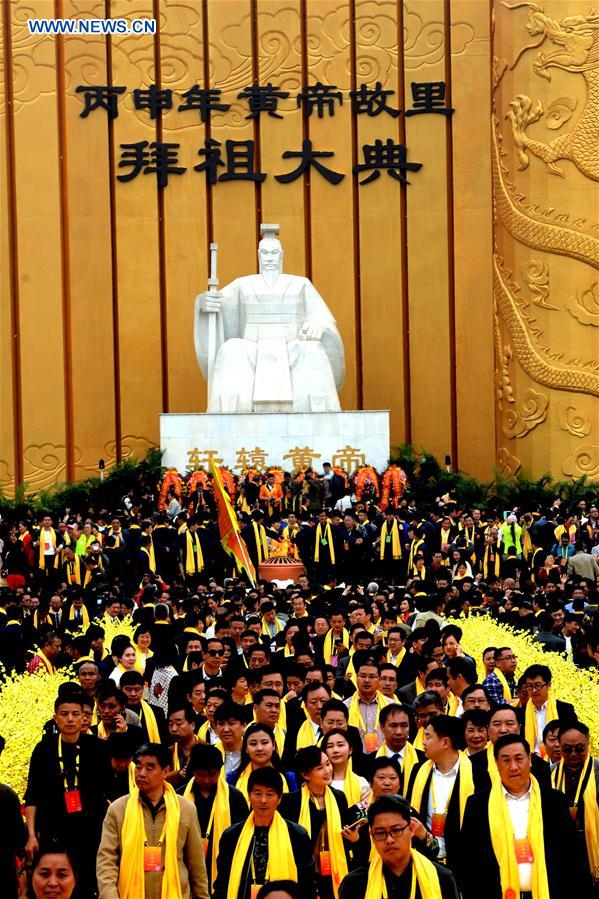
[195,274,345,412]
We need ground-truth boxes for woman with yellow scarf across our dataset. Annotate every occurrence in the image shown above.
[282,746,356,899]
[323,729,371,806]
[133,625,153,675]
[228,724,294,800]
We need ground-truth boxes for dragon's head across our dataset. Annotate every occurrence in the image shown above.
[527,8,599,79]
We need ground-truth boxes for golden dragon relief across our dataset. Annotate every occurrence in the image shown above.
[493,1,599,398]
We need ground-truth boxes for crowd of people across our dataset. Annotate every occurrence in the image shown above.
[0,465,597,899]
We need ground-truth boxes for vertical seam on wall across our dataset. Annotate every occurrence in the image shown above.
[250,0,262,243]
[490,0,497,462]
[55,0,75,482]
[444,0,458,469]
[202,0,214,248]
[397,0,411,444]
[105,0,122,462]
[154,0,169,413]
[349,0,363,409]
[299,0,312,279]
[2,0,23,485]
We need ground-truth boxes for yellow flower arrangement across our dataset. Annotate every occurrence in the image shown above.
[0,667,72,799]
[459,617,599,754]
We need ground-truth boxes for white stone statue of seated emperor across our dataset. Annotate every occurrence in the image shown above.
[194,224,345,413]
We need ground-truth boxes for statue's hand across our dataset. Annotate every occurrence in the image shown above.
[299,321,323,341]
[198,291,222,314]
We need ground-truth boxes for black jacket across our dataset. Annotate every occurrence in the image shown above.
[281,785,351,845]
[460,784,582,899]
[182,781,248,890]
[340,857,459,899]
[406,760,490,877]
[212,816,315,899]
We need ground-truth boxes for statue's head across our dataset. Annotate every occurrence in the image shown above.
[258,237,283,276]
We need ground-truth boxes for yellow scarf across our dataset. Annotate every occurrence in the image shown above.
[483,544,501,578]
[296,718,320,750]
[379,520,401,560]
[138,700,161,743]
[376,741,420,786]
[184,530,204,575]
[314,522,335,565]
[141,545,156,574]
[339,757,363,805]
[197,720,212,744]
[486,741,500,783]
[413,728,425,751]
[524,690,558,757]
[408,538,424,574]
[65,555,82,585]
[253,522,268,565]
[118,782,182,899]
[134,647,153,674]
[494,667,516,704]
[68,603,89,628]
[347,691,389,734]
[35,649,56,675]
[365,848,443,899]
[226,810,297,899]
[261,615,283,637]
[488,774,550,899]
[552,756,599,881]
[323,627,349,664]
[447,692,460,716]
[410,754,474,827]
[415,677,426,696]
[298,785,348,896]
[386,647,406,667]
[184,775,231,884]
[38,527,58,569]
[172,736,197,772]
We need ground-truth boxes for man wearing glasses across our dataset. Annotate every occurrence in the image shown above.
[520,664,578,755]
[552,722,599,895]
[482,646,518,705]
[339,794,458,898]
[201,638,225,683]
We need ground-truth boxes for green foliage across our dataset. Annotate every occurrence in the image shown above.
[0,448,165,519]
[389,444,597,511]
[0,444,595,519]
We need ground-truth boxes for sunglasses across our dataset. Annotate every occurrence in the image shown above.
[206,649,224,656]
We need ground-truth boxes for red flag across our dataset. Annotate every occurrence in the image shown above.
[209,459,256,587]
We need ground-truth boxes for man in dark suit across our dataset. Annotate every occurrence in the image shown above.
[460,734,582,899]
[340,794,459,899]
[212,767,314,899]
[406,715,490,878]
[518,664,577,755]
[532,613,568,653]
[469,705,552,788]
[365,704,424,793]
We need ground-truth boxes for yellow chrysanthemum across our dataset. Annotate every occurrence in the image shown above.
[460,618,599,754]
[0,667,72,799]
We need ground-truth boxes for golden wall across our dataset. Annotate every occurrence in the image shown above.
[1,0,594,493]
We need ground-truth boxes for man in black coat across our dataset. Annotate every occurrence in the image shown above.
[340,795,458,899]
[517,664,577,754]
[212,768,314,899]
[406,716,490,879]
[469,705,552,789]
[460,734,582,899]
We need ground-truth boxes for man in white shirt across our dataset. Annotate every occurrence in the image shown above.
[460,734,580,899]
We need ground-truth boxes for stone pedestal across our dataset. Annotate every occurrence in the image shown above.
[160,410,390,473]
